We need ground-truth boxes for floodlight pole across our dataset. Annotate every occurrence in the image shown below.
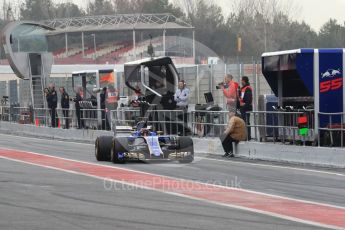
[81,32,85,57]
[91,33,96,59]
[65,33,68,57]
[264,21,267,52]
[163,29,166,56]
[133,30,136,60]
[192,30,195,64]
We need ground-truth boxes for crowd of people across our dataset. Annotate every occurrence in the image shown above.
[45,83,76,129]
[172,75,253,157]
[219,74,253,157]
[44,83,119,130]
[44,75,253,158]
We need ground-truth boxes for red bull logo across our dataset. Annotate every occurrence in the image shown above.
[320,69,343,93]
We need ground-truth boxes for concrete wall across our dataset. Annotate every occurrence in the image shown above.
[193,137,345,168]
[237,142,345,168]
[1,121,344,168]
[0,121,113,143]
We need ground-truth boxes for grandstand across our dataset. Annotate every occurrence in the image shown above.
[42,14,195,65]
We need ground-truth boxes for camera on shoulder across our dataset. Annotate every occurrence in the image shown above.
[216,82,229,89]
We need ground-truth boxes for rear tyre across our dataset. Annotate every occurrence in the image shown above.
[110,137,128,164]
[95,136,113,161]
[178,137,194,163]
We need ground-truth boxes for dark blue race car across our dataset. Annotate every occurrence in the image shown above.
[95,123,194,164]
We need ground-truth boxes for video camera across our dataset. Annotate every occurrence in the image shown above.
[216,82,229,89]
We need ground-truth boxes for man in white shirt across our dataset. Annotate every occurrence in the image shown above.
[174,80,190,109]
[174,80,190,135]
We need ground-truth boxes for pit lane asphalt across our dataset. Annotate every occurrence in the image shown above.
[0,133,344,230]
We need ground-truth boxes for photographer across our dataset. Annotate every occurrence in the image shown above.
[219,74,238,113]
[46,83,58,128]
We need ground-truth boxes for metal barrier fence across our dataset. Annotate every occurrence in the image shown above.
[1,106,217,137]
[248,110,345,148]
[0,106,33,124]
[113,108,186,135]
[0,105,10,122]
[191,110,229,137]
[0,106,107,130]
[318,112,345,148]
[112,108,140,128]
[248,110,315,144]
[1,105,344,149]
[147,109,185,136]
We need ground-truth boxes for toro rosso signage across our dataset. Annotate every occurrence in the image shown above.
[320,69,342,93]
[318,50,343,114]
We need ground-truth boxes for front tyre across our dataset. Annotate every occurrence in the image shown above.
[110,137,128,164]
[178,137,194,163]
[95,136,113,161]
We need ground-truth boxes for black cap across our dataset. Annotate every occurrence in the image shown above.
[242,76,249,84]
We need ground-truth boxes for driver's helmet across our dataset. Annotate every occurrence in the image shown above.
[140,128,150,136]
[136,121,147,131]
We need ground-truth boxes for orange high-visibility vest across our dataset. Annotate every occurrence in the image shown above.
[223,81,237,104]
[240,85,253,103]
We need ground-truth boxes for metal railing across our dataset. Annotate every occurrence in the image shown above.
[112,108,186,135]
[248,110,315,144]
[0,106,107,130]
[11,107,33,124]
[0,105,11,122]
[1,105,344,149]
[80,108,106,130]
[191,110,229,137]
[113,108,141,127]
[147,109,186,136]
[318,112,345,148]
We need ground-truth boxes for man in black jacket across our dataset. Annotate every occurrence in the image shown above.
[74,86,84,129]
[59,87,70,129]
[100,87,108,130]
[239,76,253,140]
[46,84,58,128]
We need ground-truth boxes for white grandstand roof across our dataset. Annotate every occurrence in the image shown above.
[0,64,125,79]
[124,56,165,65]
[42,14,194,35]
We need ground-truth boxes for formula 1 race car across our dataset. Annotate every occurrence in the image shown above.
[95,122,194,164]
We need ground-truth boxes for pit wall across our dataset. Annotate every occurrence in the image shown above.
[1,121,344,168]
